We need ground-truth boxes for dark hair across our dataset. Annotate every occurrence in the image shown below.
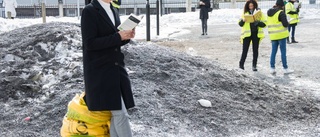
[273,5,284,9]
[244,0,258,14]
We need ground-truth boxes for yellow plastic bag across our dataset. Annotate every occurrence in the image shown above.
[60,92,112,137]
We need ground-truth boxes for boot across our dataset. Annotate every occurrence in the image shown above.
[239,62,244,70]
[252,64,258,71]
[252,66,258,71]
[291,37,298,43]
[287,37,291,44]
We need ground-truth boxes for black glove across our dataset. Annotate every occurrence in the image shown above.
[239,19,245,27]
[253,21,259,26]
[296,8,300,13]
[258,21,266,27]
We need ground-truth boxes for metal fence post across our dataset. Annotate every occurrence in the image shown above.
[58,0,63,17]
[134,0,137,15]
[156,0,160,35]
[146,0,151,41]
[77,0,80,19]
[41,1,46,23]
[186,0,192,12]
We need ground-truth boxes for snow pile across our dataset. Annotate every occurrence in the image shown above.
[1,23,320,136]
[0,22,83,102]
[0,17,80,34]
[1,8,319,40]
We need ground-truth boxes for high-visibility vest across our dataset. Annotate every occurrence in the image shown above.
[285,2,299,24]
[240,11,266,43]
[267,10,289,40]
[111,0,120,9]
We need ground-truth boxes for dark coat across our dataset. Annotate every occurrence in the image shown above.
[199,0,211,19]
[81,0,135,111]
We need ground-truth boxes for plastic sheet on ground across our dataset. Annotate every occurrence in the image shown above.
[60,92,111,137]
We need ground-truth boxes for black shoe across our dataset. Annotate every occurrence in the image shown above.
[292,37,298,43]
[201,33,204,35]
[239,62,244,70]
[205,32,208,35]
[252,67,258,71]
[287,37,291,44]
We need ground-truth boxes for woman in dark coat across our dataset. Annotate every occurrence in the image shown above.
[199,0,211,35]
[81,0,135,136]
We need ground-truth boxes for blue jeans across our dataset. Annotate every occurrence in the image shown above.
[288,25,296,38]
[270,38,288,69]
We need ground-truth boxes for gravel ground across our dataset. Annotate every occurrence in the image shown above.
[0,22,319,137]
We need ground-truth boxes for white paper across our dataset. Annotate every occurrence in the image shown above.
[118,14,143,31]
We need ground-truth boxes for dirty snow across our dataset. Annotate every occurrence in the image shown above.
[0,8,320,137]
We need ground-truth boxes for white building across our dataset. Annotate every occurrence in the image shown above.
[0,0,85,5]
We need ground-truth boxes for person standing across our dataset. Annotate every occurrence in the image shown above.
[2,0,18,19]
[285,0,300,43]
[81,0,135,137]
[238,0,266,71]
[199,0,211,35]
[267,0,294,74]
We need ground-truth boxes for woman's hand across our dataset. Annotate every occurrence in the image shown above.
[119,30,135,40]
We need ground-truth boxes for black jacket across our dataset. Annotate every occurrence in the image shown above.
[267,7,289,27]
[199,0,211,19]
[81,0,134,111]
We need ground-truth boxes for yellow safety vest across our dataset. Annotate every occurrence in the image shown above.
[267,10,289,40]
[240,11,266,43]
[285,2,299,24]
[111,0,120,9]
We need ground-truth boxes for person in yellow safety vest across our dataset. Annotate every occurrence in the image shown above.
[267,0,294,75]
[285,0,300,43]
[111,0,121,10]
[238,0,266,71]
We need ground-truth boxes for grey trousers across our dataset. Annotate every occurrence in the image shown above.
[110,97,133,137]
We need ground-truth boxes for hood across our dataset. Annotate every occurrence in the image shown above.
[267,8,280,17]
